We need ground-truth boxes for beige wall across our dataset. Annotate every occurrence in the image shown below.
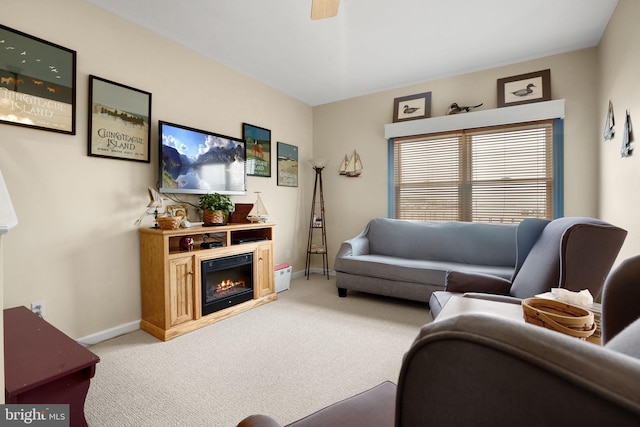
[313,48,602,269]
[598,0,640,262]
[2,0,635,340]
[0,0,312,338]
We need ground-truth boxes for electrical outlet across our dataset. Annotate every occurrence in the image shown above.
[285,250,291,259]
[31,301,45,318]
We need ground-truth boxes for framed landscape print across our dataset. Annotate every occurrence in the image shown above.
[88,75,152,162]
[392,91,431,122]
[497,69,551,107]
[277,142,298,187]
[0,24,77,134]
[243,123,271,177]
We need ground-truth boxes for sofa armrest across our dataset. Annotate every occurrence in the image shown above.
[560,220,627,296]
[513,218,550,278]
[336,236,370,259]
[238,382,396,427]
[462,293,522,304]
[237,415,282,427]
[445,271,512,294]
[335,222,373,260]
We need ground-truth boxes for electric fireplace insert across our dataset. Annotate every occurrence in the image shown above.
[201,253,254,316]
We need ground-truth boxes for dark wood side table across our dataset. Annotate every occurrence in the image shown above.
[4,306,100,427]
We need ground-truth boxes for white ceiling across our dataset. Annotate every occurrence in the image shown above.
[87,0,618,106]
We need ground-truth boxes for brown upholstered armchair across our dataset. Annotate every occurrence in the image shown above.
[602,254,640,343]
[237,312,640,427]
[429,216,627,318]
[238,255,640,427]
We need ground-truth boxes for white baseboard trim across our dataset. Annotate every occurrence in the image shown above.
[76,319,140,346]
[76,270,334,346]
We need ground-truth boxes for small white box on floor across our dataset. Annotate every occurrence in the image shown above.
[274,263,292,293]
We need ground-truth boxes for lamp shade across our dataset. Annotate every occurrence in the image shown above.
[0,169,18,234]
[309,158,328,169]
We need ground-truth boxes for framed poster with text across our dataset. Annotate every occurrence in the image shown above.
[277,142,298,187]
[0,24,76,134]
[243,123,271,177]
[88,75,152,162]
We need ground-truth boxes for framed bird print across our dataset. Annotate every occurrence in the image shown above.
[392,91,431,122]
[0,24,77,134]
[497,69,551,108]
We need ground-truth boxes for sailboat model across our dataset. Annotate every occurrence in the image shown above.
[339,150,363,177]
[247,192,269,223]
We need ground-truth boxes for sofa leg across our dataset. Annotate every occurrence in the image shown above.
[338,288,347,297]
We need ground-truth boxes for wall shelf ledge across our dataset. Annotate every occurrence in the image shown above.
[384,99,565,139]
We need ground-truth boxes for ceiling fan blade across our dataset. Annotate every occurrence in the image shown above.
[311,0,340,20]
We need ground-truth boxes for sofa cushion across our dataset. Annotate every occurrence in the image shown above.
[337,255,514,285]
[445,271,512,294]
[366,218,517,267]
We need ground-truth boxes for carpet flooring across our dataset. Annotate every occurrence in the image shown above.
[84,274,432,426]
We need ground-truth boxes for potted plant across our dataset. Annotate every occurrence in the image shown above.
[199,193,233,224]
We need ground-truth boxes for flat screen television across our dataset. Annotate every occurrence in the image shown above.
[159,121,246,195]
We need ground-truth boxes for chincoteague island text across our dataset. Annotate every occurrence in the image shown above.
[0,87,72,131]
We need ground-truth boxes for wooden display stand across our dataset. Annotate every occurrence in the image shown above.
[139,222,276,341]
[305,166,329,279]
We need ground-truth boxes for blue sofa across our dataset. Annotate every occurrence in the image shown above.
[333,217,547,302]
[335,217,627,312]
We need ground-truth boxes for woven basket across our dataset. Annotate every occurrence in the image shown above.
[522,297,596,339]
[156,216,182,230]
[203,209,225,225]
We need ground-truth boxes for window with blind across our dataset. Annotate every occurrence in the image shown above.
[393,120,554,223]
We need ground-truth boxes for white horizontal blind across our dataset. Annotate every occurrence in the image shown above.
[394,120,553,223]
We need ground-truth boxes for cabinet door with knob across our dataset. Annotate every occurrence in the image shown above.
[255,242,274,298]
[168,255,194,327]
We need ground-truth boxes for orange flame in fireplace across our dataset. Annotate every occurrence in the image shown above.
[216,280,246,292]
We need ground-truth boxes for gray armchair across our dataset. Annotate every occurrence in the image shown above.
[237,313,640,427]
[238,254,640,427]
[602,254,640,343]
[396,314,640,426]
[429,217,627,318]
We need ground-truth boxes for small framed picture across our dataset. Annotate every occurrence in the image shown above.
[277,142,298,187]
[88,75,152,162]
[392,92,431,122]
[243,123,271,177]
[497,69,551,108]
[167,204,188,219]
[0,24,77,134]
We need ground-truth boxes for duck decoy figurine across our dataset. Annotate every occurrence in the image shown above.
[447,102,483,115]
[511,83,536,97]
[403,105,421,114]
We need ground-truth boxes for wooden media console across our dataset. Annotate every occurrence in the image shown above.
[139,222,276,341]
